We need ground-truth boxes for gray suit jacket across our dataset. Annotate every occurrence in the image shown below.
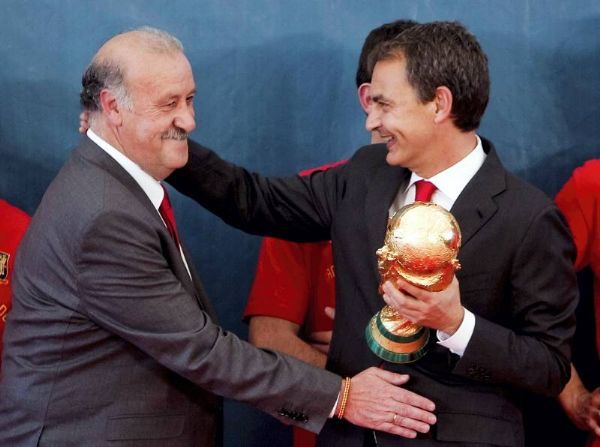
[0,137,340,446]
[168,138,578,447]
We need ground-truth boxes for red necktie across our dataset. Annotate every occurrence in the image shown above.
[159,185,180,246]
[414,180,437,202]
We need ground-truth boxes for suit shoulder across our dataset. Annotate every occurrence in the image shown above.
[504,171,555,209]
[35,147,154,239]
[346,143,388,173]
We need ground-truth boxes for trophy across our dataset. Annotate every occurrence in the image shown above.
[365,202,461,363]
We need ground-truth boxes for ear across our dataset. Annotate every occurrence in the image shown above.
[433,86,453,124]
[99,88,124,126]
[357,82,372,114]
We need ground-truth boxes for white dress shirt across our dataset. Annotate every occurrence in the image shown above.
[389,136,486,357]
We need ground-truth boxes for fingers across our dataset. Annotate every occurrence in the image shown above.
[392,385,436,413]
[309,330,332,344]
[389,409,433,434]
[588,391,600,435]
[373,422,421,439]
[366,366,411,386]
[381,281,422,315]
[360,367,436,413]
[391,391,437,425]
[79,111,90,134]
[324,306,336,320]
[588,408,600,436]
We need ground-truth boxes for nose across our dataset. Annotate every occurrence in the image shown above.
[174,104,196,133]
[365,107,380,132]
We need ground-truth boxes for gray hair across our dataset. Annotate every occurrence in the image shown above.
[80,27,183,117]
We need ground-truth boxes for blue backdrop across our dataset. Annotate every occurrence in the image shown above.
[1,1,599,445]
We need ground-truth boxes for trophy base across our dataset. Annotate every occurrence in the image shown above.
[365,312,429,363]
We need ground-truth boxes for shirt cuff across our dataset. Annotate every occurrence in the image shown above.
[436,308,475,357]
[329,391,340,418]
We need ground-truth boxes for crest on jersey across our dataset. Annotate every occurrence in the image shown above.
[0,252,10,284]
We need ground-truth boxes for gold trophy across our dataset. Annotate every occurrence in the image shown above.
[365,202,461,363]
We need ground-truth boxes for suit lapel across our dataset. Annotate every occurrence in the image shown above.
[364,161,410,278]
[363,139,506,277]
[180,243,220,323]
[76,137,215,317]
[450,140,506,247]
[77,137,159,220]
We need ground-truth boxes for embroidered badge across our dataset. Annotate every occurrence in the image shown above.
[0,251,10,284]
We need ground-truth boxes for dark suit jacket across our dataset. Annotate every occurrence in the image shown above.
[169,138,578,447]
[0,137,340,446]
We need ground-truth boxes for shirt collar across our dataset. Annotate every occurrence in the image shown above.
[87,129,164,210]
[405,135,486,202]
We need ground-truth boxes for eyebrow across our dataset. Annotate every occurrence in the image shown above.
[371,94,390,104]
[160,88,197,102]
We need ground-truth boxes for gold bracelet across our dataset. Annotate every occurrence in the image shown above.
[336,377,352,419]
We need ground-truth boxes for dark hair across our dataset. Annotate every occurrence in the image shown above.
[369,21,490,131]
[80,61,129,112]
[355,19,418,88]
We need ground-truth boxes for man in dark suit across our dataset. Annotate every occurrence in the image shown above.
[0,27,438,446]
[168,21,578,446]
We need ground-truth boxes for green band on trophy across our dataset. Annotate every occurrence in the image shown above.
[365,317,430,363]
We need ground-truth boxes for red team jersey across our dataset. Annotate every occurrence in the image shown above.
[556,160,600,355]
[244,238,335,447]
[555,159,600,447]
[244,162,343,447]
[0,199,31,363]
[244,238,336,333]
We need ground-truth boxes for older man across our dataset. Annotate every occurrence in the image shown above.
[168,21,578,446]
[0,27,436,446]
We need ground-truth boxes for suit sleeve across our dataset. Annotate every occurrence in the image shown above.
[75,208,340,432]
[167,140,343,242]
[454,204,577,396]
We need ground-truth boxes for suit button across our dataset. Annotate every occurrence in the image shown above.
[278,408,308,423]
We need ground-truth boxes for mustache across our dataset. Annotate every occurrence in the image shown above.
[161,127,188,141]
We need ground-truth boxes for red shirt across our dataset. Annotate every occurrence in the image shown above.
[244,238,335,447]
[0,200,31,362]
[245,238,336,332]
[555,160,600,447]
[555,159,600,355]
[244,162,343,447]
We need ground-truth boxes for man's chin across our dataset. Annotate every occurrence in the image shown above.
[386,150,402,167]
[174,152,189,168]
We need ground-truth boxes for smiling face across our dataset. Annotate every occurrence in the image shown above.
[116,50,196,180]
[366,57,439,174]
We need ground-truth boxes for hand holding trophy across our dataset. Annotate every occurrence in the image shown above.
[365,202,461,363]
